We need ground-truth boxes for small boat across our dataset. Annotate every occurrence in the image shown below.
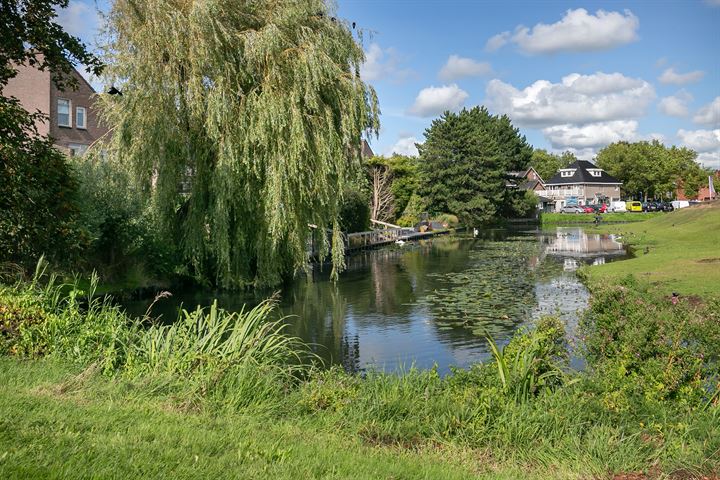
[395,239,406,246]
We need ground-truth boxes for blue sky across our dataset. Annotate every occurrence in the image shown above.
[58,0,720,167]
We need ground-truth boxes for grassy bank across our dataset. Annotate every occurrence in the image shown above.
[541,211,664,224]
[583,201,720,297]
[1,267,719,479]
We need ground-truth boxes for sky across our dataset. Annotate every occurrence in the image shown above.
[58,0,720,168]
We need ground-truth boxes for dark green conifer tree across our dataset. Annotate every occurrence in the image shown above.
[418,107,532,225]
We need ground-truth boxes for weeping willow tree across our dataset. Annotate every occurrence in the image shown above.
[97,0,379,288]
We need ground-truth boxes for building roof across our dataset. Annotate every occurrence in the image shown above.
[545,160,621,186]
[520,179,543,190]
[361,139,374,158]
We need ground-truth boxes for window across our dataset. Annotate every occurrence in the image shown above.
[68,143,88,157]
[76,107,87,129]
[587,169,602,177]
[560,169,576,178]
[57,99,71,127]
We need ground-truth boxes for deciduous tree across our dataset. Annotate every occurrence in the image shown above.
[596,141,705,201]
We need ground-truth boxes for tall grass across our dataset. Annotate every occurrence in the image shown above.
[1,260,313,409]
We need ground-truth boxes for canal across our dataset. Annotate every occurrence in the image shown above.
[121,227,626,374]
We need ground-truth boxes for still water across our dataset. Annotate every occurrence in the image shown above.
[122,227,625,374]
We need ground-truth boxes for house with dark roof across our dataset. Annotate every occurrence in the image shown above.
[540,160,622,210]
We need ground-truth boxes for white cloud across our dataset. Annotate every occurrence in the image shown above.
[542,121,640,149]
[693,97,720,127]
[658,67,705,85]
[56,0,100,39]
[677,129,720,152]
[385,137,420,157]
[658,90,693,117]
[485,32,511,52]
[498,9,639,54]
[485,72,655,127]
[408,84,469,117]
[438,55,492,81]
[360,43,414,83]
[679,128,720,168]
[696,152,720,169]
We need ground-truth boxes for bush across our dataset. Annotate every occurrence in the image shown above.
[74,156,180,280]
[581,276,720,409]
[339,187,370,233]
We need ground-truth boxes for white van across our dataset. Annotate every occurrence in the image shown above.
[610,201,627,212]
[671,200,690,209]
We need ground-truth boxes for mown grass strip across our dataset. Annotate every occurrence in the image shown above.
[541,211,664,224]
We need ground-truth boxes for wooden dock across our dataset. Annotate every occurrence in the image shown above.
[307,226,451,259]
[345,227,448,252]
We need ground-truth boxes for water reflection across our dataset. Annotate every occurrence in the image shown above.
[121,227,626,374]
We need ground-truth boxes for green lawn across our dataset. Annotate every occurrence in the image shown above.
[541,211,664,224]
[582,201,720,298]
[0,359,495,480]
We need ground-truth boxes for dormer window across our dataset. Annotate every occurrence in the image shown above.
[587,169,602,177]
[560,169,576,178]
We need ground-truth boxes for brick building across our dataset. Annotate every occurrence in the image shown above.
[675,171,719,201]
[4,61,107,156]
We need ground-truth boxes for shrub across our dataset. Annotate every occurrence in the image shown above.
[74,155,181,280]
[581,276,720,409]
[339,187,370,233]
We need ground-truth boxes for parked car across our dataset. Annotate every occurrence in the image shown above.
[626,201,643,212]
[582,206,595,213]
[610,201,627,212]
[657,202,674,212]
[561,205,584,213]
[642,202,660,212]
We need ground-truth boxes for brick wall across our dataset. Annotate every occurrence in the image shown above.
[50,68,108,154]
[4,62,51,136]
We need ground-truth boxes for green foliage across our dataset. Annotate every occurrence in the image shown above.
[384,154,421,218]
[338,188,370,233]
[396,193,428,226]
[99,0,379,288]
[432,213,459,227]
[541,211,664,224]
[596,140,706,200]
[486,317,569,403]
[2,267,720,475]
[0,0,102,269]
[0,262,311,406]
[418,106,532,225]
[580,277,720,409]
[0,118,84,266]
[530,149,576,182]
[0,0,103,90]
[507,190,539,218]
[74,156,180,279]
